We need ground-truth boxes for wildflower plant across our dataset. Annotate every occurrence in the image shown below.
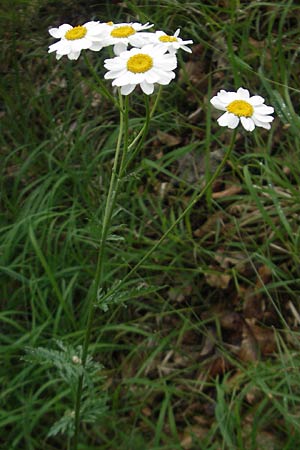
[36,15,275,450]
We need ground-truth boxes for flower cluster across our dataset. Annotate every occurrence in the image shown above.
[48,20,193,95]
[48,19,275,130]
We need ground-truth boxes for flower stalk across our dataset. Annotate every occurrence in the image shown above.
[73,90,126,449]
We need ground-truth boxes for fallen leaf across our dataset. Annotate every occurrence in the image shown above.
[238,322,259,363]
[180,425,210,449]
[212,184,242,199]
[205,270,231,289]
[194,212,225,238]
[156,130,181,147]
[246,320,276,355]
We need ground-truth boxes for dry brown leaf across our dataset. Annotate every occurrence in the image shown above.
[156,130,181,147]
[246,320,276,355]
[245,386,262,404]
[205,271,231,289]
[193,212,225,238]
[141,407,152,417]
[220,312,243,331]
[249,37,266,48]
[208,354,229,377]
[199,329,216,356]
[238,323,259,363]
[180,425,209,449]
[212,184,242,199]
[214,249,248,270]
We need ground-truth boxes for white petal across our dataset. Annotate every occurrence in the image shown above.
[217,91,238,103]
[210,96,227,111]
[85,23,109,39]
[180,45,192,53]
[218,112,239,128]
[140,81,154,95]
[155,54,177,71]
[249,95,265,105]
[157,72,175,85]
[89,42,104,51]
[50,24,72,38]
[252,117,272,129]
[165,47,177,55]
[129,35,149,47]
[49,27,62,38]
[217,112,230,126]
[241,117,255,131]
[112,75,132,86]
[114,42,128,55]
[48,41,63,53]
[121,84,136,95]
[145,70,160,83]
[84,21,99,26]
[237,87,250,99]
[131,73,148,83]
[104,57,123,70]
[253,105,274,115]
[150,67,172,81]
[227,113,240,128]
[70,38,90,51]
[104,68,127,79]
[253,113,274,123]
[67,51,81,60]
[53,41,71,55]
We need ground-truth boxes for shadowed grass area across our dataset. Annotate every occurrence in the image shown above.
[1,0,300,449]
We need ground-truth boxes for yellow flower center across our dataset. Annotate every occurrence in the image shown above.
[111,25,136,38]
[65,25,87,41]
[226,100,254,117]
[107,21,114,26]
[127,53,153,73]
[159,35,178,43]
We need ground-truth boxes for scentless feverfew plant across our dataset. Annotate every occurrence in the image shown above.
[25,16,275,450]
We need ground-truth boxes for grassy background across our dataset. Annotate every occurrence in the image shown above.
[2,0,300,448]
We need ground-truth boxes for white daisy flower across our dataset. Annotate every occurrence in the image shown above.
[149,29,193,54]
[48,21,108,60]
[210,87,274,131]
[101,22,154,55]
[104,44,177,95]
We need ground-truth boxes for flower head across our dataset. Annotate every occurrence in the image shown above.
[104,44,177,95]
[149,29,193,54]
[48,21,107,60]
[101,22,154,55]
[210,87,274,131]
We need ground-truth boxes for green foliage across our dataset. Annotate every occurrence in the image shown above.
[24,340,103,388]
[23,340,107,438]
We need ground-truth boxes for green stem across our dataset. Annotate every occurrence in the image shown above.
[123,94,150,173]
[101,129,237,304]
[126,86,161,159]
[72,90,126,450]
[118,96,130,179]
